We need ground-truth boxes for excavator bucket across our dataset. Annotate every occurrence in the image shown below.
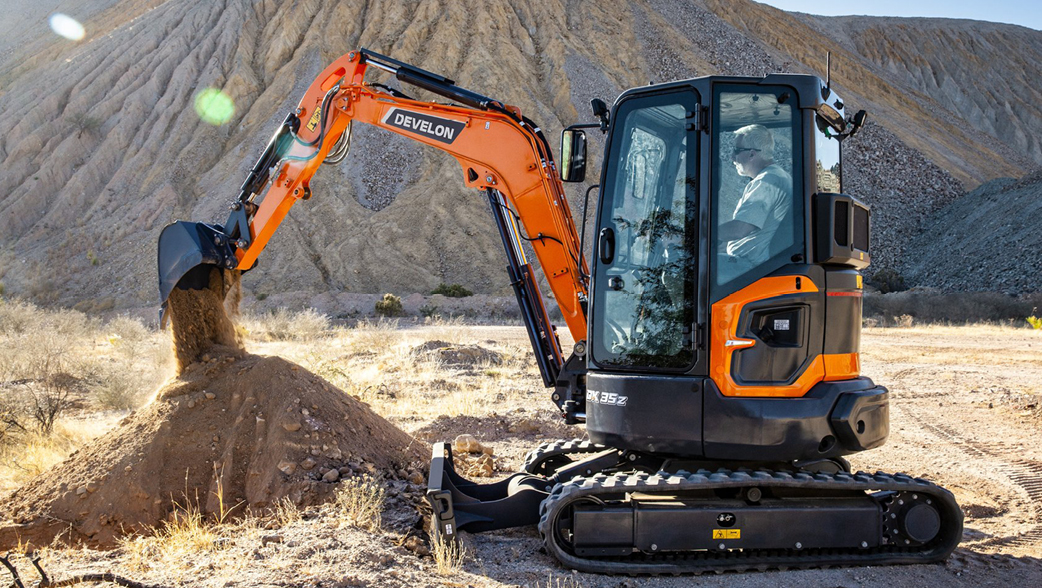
[157,220,238,320]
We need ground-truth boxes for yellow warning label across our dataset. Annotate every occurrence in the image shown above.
[713,529,741,540]
[859,251,865,260]
[306,106,322,132]
[856,275,863,289]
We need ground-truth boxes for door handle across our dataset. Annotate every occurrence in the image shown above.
[598,228,615,264]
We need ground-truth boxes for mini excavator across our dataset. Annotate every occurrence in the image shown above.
[158,49,962,574]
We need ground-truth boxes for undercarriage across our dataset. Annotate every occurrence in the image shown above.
[427,440,963,574]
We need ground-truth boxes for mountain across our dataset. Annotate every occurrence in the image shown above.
[0,0,1039,312]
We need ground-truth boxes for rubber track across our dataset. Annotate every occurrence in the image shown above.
[522,439,606,474]
[537,468,964,574]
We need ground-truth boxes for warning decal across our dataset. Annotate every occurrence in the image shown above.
[306,106,323,132]
[713,529,741,540]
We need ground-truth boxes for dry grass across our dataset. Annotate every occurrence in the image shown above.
[333,475,385,532]
[0,417,113,494]
[430,532,467,576]
[270,496,302,527]
[238,307,332,342]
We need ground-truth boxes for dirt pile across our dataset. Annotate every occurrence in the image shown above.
[412,340,503,366]
[0,346,426,549]
[0,270,426,550]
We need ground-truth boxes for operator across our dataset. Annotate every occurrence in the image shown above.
[717,124,792,283]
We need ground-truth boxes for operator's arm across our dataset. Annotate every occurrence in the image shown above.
[717,219,758,242]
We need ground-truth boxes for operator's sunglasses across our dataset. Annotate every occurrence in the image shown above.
[732,147,761,158]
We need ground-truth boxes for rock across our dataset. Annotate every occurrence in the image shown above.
[404,536,430,556]
[261,534,283,546]
[277,461,297,475]
[338,466,353,476]
[453,434,483,454]
[205,392,216,400]
[323,469,340,483]
[86,481,98,493]
[282,421,302,432]
[76,487,87,496]
[187,399,196,409]
[326,447,343,459]
[300,457,317,470]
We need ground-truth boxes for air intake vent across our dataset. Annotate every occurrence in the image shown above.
[813,193,871,269]
[834,201,850,247]
[853,205,869,252]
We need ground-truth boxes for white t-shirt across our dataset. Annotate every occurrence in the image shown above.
[726,163,792,265]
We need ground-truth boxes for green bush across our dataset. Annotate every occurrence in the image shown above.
[867,269,907,294]
[420,303,440,318]
[431,283,473,298]
[375,293,404,317]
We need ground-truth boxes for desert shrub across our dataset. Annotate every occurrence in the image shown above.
[240,307,331,341]
[1028,309,1042,330]
[420,303,440,318]
[94,369,143,410]
[867,269,907,294]
[375,293,403,317]
[863,291,1042,325]
[106,314,150,342]
[334,474,385,532]
[69,111,101,137]
[432,283,473,298]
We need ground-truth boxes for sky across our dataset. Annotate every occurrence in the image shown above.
[757,0,1042,31]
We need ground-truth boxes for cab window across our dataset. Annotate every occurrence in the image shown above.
[711,86,802,298]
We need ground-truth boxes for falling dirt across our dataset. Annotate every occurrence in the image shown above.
[0,267,427,550]
[167,268,244,374]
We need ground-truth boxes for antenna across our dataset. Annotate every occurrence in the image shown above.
[826,52,832,93]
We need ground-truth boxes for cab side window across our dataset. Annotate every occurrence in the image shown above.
[711,88,802,297]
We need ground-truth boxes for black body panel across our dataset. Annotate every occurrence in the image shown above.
[585,373,702,455]
[585,373,887,460]
[703,377,886,461]
[824,269,863,354]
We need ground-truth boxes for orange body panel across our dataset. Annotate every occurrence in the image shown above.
[710,276,822,398]
[823,352,860,381]
[233,51,589,342]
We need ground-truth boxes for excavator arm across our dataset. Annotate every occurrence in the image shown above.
[158,49,589,390]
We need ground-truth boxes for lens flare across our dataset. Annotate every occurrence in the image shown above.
[49,13,86,41]
[194,89,235,125]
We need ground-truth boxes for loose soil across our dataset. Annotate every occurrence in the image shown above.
[0,269,426,550]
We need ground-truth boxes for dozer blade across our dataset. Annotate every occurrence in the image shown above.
[157,221,238,313]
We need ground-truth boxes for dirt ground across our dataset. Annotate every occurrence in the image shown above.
[3,324,1041,588]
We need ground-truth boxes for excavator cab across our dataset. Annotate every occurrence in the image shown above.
[570,76,885,463]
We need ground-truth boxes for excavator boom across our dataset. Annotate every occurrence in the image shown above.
[159,49,589,387]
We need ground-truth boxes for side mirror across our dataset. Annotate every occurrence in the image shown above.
[848,110,868,138]
[560,129,587,183]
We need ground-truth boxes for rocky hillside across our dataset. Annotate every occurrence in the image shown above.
[901,172,1042,295]
[0,0,1039,312]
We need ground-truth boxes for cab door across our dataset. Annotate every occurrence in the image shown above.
[590,90,700,371]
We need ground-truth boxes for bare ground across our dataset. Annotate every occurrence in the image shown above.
[3,324,1041,588]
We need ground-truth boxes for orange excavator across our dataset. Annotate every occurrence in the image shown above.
[158,49,962,573]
